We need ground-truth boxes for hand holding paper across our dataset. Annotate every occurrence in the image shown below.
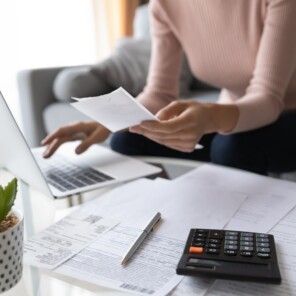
[71,87,203,149]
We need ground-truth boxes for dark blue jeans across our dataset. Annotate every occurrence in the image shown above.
[110,111,296,175]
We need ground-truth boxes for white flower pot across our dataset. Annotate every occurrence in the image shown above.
[0,210,24,293]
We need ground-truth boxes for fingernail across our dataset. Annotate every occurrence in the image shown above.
[129,127,137,133]
[76,147,82,154]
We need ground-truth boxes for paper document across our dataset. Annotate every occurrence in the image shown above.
[24,209,118,269]
[207,207,296,296]
[56,225,184,296]
[225,192,296,233]
[71,87,157,132]
[52,176,246,295]
[79,177,247,241]
[173,164,296,295]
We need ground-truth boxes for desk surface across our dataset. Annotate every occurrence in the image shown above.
[2,157,203,296]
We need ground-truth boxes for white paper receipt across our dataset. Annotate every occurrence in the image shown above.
[71,87,157,132]
[24,210,118,269]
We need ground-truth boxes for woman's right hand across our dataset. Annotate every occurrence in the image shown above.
[41,121,110,158]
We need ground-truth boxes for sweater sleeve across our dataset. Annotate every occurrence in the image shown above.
[228,0,296,133]
[136,0,182,114]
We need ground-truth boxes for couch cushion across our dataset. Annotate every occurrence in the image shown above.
[43,102,90,133]
[53,66,114,102]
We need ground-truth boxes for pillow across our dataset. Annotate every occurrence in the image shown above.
[90,38,193,98]
[53,38,193,102]
[53,66,114,102]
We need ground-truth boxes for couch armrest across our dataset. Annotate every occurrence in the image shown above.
[17,67,67,147]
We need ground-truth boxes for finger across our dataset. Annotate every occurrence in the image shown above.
[75,128,108,154]
[140,110,192,133]
[131,126,196,142]
[163,143,194,153]
[155,101,187,120]
[136,101,187,133]
[41,122,89,145]
[141,131,198,152]
[142,104,198,133]
[140,119,182,133]
[136,102,185,132]
[129,124,141,133]
[43,137,70,158]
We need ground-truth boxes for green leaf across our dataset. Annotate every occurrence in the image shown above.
[0,178,18,225]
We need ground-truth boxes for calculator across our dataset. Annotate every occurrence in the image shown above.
[176,229,281,284]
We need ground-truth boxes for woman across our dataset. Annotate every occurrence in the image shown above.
[42,0,296,175]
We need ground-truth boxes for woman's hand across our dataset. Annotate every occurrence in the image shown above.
[129,100,239,152]
[41,121,110,158]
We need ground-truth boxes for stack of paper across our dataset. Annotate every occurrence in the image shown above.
[24,164,296,296]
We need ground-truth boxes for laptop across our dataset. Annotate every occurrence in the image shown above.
[0,92,161,199]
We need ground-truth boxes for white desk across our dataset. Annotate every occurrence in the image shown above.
[2,157,202,296]
[4,159,296,296]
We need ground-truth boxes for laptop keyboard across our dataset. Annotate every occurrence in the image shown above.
[34,153,114,192]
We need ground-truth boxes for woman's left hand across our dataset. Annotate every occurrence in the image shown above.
[129,100,214,152]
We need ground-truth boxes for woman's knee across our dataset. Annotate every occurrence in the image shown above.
[210,134,256,166]
[210,135,241,166]
[210,134,266,174]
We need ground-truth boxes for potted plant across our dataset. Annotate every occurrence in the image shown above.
[0,178,24,293]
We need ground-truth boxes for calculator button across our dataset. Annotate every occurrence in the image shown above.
[224,250,237,256]
[224,245,238,250]
[240,241,254,246]
[209,230,224,239]
[240,237,253,242]
[208,238,221,244]
[206,243,220,248]
[225,235,238,241]
[224,240,237,245]
[256,242,270,248]
[240,232,254,237]
[192,242,205,247]
[240,246,254,252]
[256,238,269,243]
[257,247,270,253]
[240,251,253,257]
[257,252,270,259]
[195,229,208,234]
[194,233,207,238]
[193,238,206,243]
[255,233,269,238]
[205,248,220,254]
[189,246,204,254]
[225,231,238,236]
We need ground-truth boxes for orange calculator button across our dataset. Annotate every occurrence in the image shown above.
[189,246,204,253]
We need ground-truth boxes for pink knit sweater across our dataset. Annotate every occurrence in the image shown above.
[137,0,296,133]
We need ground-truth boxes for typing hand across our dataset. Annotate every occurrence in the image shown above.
[41,121,110,158]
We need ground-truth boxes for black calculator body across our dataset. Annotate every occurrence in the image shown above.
[176,229,281,284]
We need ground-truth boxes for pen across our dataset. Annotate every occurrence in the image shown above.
[121,212,162,265]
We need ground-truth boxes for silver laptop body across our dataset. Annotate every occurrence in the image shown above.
[0,92,161,199]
